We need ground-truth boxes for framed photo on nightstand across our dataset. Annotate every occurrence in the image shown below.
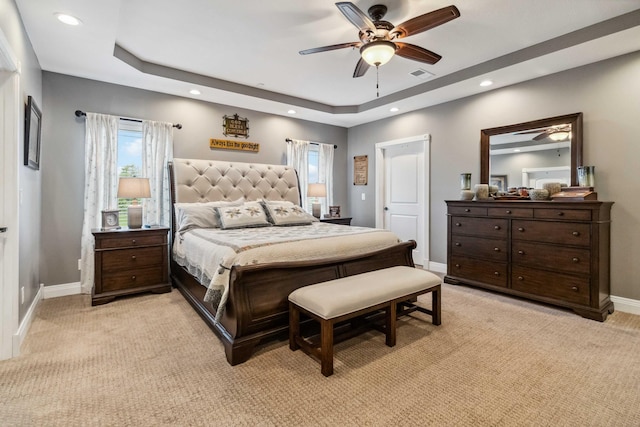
[101,209,121,230]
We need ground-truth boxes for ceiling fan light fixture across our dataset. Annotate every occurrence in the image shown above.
[360,40,396,66]
[549,131,571,141]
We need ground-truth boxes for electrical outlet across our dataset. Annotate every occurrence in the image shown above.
[78,259,82,271]
[21,287,24,304]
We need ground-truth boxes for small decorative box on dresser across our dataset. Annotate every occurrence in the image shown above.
[92,227,171,306]
[320,217,352,225]
[445,200,614,321]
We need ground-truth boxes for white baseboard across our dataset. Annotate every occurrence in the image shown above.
[426,261,447,274]
[43,281,82,299]
[12,284,44,357]
[611,295,640,316]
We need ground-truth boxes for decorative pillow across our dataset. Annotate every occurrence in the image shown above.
[174,199,243,233]
[215,201,271,229]
[262,201,318,226]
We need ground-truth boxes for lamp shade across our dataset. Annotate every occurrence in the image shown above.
[360,40,396,66]
[307,183,327,198]
[117,177,151,199]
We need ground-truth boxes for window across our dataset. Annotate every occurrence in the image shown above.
[307,145,320,206]
[116,120,143,225]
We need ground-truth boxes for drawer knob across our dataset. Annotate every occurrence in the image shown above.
[518,250,525,255]
[494,225,501,230]
[571,286,578,291]
[506,210,512,214]
[455,222,461,227]
[572,257,579,263]
[494,247,500,252]
[131,275,136,281]
[494,272,500,276]
[455,264,460,268]
[455,242,461,246]
[558,212,565,216]
[518,227,525,232]
[131,255,136,260]
[132,239,137,244]
[572,231,580,236]
[517,276,524,281]
[464,208,470,212]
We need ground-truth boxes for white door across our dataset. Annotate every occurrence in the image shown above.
[0,35,20,360]
[375,135,429,267]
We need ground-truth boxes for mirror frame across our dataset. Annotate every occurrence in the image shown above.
[480,112,583,187]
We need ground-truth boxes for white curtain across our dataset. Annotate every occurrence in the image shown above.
[318,143,334,215]
[80,113,119,294]
[286,139,310,211]
[142,120,174,226]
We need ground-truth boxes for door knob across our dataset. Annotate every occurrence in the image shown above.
[0,227,7,233]
[384,207,389,211]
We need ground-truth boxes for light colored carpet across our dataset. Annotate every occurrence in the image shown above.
[1,284,639,426]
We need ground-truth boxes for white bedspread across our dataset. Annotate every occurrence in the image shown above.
[173,222,401,320]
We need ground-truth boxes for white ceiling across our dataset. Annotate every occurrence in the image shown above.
[15,0,640,127]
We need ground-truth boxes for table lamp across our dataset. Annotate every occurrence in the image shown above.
[307,183,326,219]
[117,177,150,228]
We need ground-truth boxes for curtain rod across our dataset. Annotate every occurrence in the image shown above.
[74,110,182,129]
[285,138,336,149]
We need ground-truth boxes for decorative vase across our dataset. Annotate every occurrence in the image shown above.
[577,166,595,187]
[460,190,474,200]
[460,173,471,190]
[542,182,562,196]
[474,184,489,200]
[529,189,549,200]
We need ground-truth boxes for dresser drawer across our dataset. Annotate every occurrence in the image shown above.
[101,247,165,271]
[487,207,533,218]
[97,233,166,249]
[101,266,166,292]
[512,266,589,305]
[451,216,508,238]
[512,241,590,275]
[512,220,590,247]
[448,206,487,216]
[449,256,508,287]
[534,208,591,221]
[451,235,508,262]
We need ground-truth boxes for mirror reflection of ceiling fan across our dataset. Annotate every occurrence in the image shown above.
[515,124,572,141]
[299,2,460,78]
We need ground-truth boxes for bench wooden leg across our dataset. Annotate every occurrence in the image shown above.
[385,302,397,347]
[320,319,334,377]
[432,286,441,326]
[289,302,300,351]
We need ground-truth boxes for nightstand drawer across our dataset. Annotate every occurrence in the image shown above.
[101,247,165,271]
[97,233,166,249]
[101,266,166,292]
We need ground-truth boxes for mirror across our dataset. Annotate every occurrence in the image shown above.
[480,113,583,190]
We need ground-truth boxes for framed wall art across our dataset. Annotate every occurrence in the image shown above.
[24,95,42,170]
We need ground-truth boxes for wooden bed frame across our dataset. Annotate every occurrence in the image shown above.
[168,159,416,365]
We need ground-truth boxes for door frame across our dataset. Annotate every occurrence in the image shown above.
[375,134,430,266]
[0,28,20,360]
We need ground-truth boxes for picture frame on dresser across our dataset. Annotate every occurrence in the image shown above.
[24,95,42,170]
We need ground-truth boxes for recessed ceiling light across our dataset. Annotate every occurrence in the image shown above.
[390,107,399,112]
[480,80,493,87]
[514,149,521,152]
[55,13,82,26]
[189,89,201,95]
[287,110,296,115]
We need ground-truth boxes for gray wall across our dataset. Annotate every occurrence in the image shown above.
[1,0,43,322]
[40,72,348,287]
[347,50,640,300]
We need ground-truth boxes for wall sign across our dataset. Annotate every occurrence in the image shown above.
[210,138,260,152]
[223,114,249,138]
[353,155,368,185]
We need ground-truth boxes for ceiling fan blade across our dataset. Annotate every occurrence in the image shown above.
[395,43,442,65]
[533,133,550,141]
[336,2,376,33]
[390,5,460,39]
[353,57,370,78]
[299,41,361,55]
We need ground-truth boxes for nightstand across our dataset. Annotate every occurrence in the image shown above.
[320,217,352,225]
[92,227,170,306]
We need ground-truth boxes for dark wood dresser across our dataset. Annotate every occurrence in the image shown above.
[445,200,614,321]
[92,227,171,306]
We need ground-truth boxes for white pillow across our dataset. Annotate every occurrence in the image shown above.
[215,201,271,229]
[174,199,243,233]
[262,202,317,226]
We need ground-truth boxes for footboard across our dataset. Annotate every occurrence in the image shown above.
[170,240,416,365]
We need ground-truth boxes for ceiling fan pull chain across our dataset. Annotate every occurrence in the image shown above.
[376,65,380,98]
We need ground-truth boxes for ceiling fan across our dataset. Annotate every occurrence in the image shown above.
[299,2,460,78]
[516,124,572,141]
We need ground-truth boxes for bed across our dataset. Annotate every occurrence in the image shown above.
[168,158,416,365]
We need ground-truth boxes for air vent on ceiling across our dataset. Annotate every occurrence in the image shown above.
[409,68,435,80]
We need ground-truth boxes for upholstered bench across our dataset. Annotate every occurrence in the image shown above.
[288,266,441,376]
